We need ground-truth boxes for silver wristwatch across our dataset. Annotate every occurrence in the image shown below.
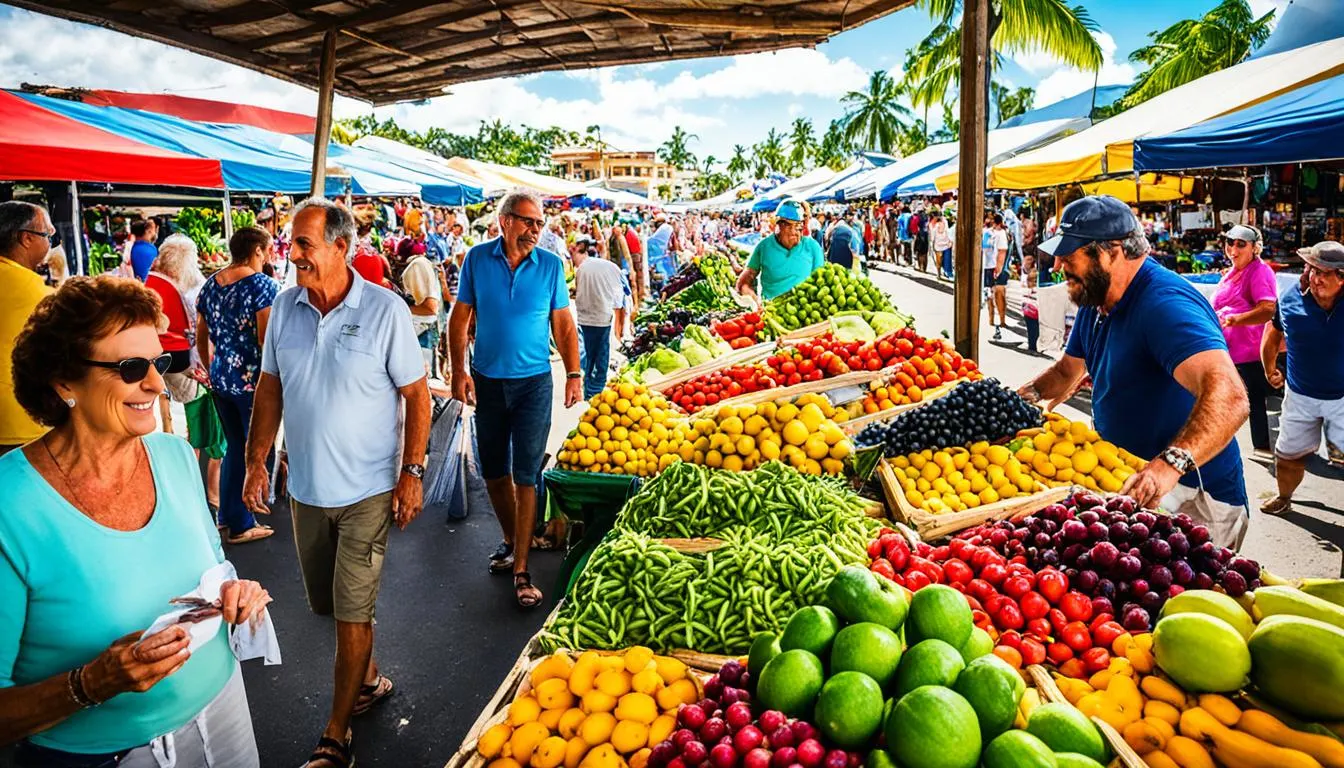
[1157,447,1196,475]
[401,463,425,479]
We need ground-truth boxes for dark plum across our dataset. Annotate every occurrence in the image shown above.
[1062,543,1087,562]
[1099,579,1116,599]
[1063,520,1089,542]
[1090,542,1120,569]
[1223,571,1249,597]
[1108,521,1130,541]
[1148,565,1173,591]
[1189,525,1211,544]
[1129,523,1150,541]
[1076,553,1093,570]
[1087,521,1110,540]
[1079,510,1101,525]
[1193,572,1215,590]
[1123,606,1152,631]
[1131,578,1150,597]
[1076,570,1100,591]
[1117,555,1144,578]
[1167,532,1190,557]
[1034,532,1052,548]
[1092,596,1114,616]
[1146,539,1172,561]
[1134,512,1158,527]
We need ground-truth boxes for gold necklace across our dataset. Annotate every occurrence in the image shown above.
[43,437,144,516]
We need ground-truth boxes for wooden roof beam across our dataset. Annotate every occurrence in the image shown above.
[339,15,625,73]
[249,0,498,50]
[571,4,836,35]
[349,31,597,83]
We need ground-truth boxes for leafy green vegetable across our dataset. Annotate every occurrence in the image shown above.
[831,315,876,342]
[648,348,689,375]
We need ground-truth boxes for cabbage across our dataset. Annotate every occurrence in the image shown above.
[831,314,876,342]
[649,347,689,374]
[680,340,713,367]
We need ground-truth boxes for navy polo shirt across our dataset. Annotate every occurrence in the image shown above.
[457,237,568,379]
[1065,258,1246,506]
[1273,283,1344,400]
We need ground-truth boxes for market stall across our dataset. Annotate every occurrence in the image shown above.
[447,228,1344,768]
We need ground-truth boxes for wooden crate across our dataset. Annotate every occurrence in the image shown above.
[875,458,1072,540]
[711,369,885,410]
[778,320,831,341]
[653,341,776,390]
[1028,665,1149,768]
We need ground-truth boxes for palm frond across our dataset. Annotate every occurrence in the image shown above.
[995,0,1103,71]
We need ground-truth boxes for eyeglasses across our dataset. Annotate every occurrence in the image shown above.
[21,228,56,243]
[81,353,173,384]
[1225,239,1252,248]
[505,212,546,230]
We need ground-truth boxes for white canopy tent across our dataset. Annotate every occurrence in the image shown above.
[987,37,1344,189]
[750,167,844,210]
[908,117,1090,193]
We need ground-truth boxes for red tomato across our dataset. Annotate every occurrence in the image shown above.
[866,538,883,559]
[1091,621,1127,650]
[1061,621,1093,652]
[1057,658,1088,679]
[1001,576,1032,600]
[780,360,797,375]
[1047,608,1069,633]
[869,558,896,581]
[1019,591,1050,620]
[1026,618,1053,642]
[979,562,1008,586]
[943,559,974,585]
[1036,568,1069,603]
[992,645,1023,669]
[865,356,883,371]
[1081,647,1112,673]
[895,338,914,356]
[997,630,1023,650]
[904,569,931,591]
[966,578,996,603]
[798,359,815,374]
[705,393,719,405]
[994,602,1025,631]
[1059,591,1094,623]
[692,392,706,406]
[1019,637,1047,666]
[1088,613,1115,634]
[1046,642,1075,664]
[787,372,803,386]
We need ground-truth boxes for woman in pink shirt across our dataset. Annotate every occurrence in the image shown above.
[1213,224,1279,452]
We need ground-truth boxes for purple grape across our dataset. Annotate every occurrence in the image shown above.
[1153,516,1174,534]
[1216,548,1234,565]
[1134,511,1158,527]
[705,676,724,699]
[1108,522,1130,541]
[1090,542,1120,569]
[1074,492,1104,509]
[651,742,678,767]
[1167,532,1190,557]
[1194,572,1215,590]
[1173,513,1194,530]
[1131,578,1150,597]
[1195,541,1217,558]
[1129,523,1150,541]
[1065,567,1080,580]
[720,660,744,686]
[1041,550,1060,566]
[1171,560,1195,585]
[1079,510,1101,526]
[1140,591,1163,612]
[1092,596,1114,616]
[721,687,742,705]
[1023,516,1040,529]
[1117,555,1143,578]
[1011,528,1030,541]
[1063,543,1086,562]
[1223,571,1249,597]
[1077,553,1093,570]
[1099,579,1116,599]
[1034,532,1052,548]
[1189,525,1211,544]
[1128,547,1143,559]
[1076,570,1100,591]
[1063,520,1089,542]
[1042,503,1069,521]
[1043,519,1060,534]
[1088,521,1110,540]
[1105,496,1127,512]
[1115,496,1137,514]
[1149,565,1173,590]
[1146,539,1172,561]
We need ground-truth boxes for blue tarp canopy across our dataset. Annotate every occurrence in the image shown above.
[332,143,484,205]
[1133,71,1344,171]
[998,84,1130,129]
[874,142,961,200]
[1250,0,1344,61]
[806,153,897,202]
[15,91,349,196]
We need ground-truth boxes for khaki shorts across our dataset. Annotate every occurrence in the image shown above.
[291,491,392,623]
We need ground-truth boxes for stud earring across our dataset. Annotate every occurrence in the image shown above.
[64,397,76,408]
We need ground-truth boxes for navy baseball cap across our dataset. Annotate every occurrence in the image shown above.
[1038,195,1140,257]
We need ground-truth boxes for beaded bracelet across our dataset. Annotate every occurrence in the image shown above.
[67,665,98,708]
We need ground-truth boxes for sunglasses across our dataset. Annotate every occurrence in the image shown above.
[82,353,173,384]
[505,212,546,230]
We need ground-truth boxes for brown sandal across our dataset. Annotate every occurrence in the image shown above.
[227,523,274,545]
[514,571,543,609]
[303,732,355,767]
[353,674,395,715]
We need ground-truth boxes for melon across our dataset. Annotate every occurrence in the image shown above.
[1249,614,1344,720]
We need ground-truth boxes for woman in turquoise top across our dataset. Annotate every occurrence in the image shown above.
[0,276,271,766]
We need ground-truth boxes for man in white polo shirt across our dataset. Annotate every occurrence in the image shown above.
[571,235,627,399]
[242,198,431,768]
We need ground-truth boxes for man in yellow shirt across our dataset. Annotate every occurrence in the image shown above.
[0,201,54,454]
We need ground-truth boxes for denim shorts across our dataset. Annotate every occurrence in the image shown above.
[473,370,553,486]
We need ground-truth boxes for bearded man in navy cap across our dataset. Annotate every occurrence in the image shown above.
[1017,196,1251,549]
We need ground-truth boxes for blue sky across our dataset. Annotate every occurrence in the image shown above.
[0,0,1288,164]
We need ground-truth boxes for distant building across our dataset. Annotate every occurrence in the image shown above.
[551,146,697,201]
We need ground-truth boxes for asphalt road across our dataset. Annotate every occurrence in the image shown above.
[70,263,1337,768]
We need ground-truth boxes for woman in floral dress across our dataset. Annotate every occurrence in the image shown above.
[195,226,280,544]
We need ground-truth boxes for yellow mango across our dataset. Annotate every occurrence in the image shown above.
[534,736,569,768]
[479,723,513,759]
[510,722,551,764]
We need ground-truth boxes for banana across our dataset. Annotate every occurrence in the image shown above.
[1258,568,1299,587]
[1144,700,1182,727]
[1123,719,1167,754]
[1198,694,1243,727]
[1165,735,1216,768]
[1300,579,1344,609]
[1146,751,1181,768]
[1141,676,1189,709]
[1237,710,1344,768]
[1182,707,1325,768]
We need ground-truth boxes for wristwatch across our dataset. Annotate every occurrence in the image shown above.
[401,463,425,479]
[566,371,582,380]
[1157,447,1196,475]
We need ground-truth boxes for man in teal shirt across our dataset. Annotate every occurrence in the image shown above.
[736,199,825,305]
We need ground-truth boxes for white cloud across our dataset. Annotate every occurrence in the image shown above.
[1028,31,1136,108]
[787,103,805,117]
[660,48,869,100]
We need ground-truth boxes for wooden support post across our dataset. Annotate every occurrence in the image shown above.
[953,0,990,360]
[221,193,234,241]
[310,29,338,199]
[69,182,85,277]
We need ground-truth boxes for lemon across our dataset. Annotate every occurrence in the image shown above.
[1072,450,1099,474]
[744,415,768,436]
[959,491,980,508]
[581,690,617,714]
[906,489,925,506]
[970,454,989,471]
[804,435,830,460]
[920,461,941,482]
[720,416,744,435]
[655,679,697,711]
[721,454,744,472]
[775,403,799,423]
[565,737,590,768]
[735,435,755,455]
[979,487,1000,505]
[580,712,617,746]
[798,403,826,431]
[479,723,513,758]
[704,450,723,468]
[510,722,551,763]
[611,721,649,754]
[595,414,615,433]
[509,696,543,726]
[909,452,927,469]
[578,422,597,437]
[985,444,1012,466]
[970,440,990,455]
[801,458,822,475]
[533,736,568,768]
[1050,418,1070,436]
[537,678,576,711]
[1033,432,1055,452]
[1014,445,1036,463]
[1068,420,1089,442]
[491,758,524,768]
[1052,439,1077,458]
[781,420,809,446]
[951,451,970,470]
[631,749,652,768]
[760,440,781,461]
[829,440,851,460]
[595,669,631,697]
[558,708,587,739]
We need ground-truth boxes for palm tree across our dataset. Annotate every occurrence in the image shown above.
[840,70,915,154]
[896,120,930,157]
[658,126,698,202]
[901,0,1103,114]
[817,120,854,170]
[991,83,1036,126]
[753,129,788,176]
[1121,0,1274,108]
[585,124,606,180]
[726,145,749,181]
[787,118,818,173]
[931,103,962,143]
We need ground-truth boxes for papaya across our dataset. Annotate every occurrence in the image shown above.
[1160,589,1256,641]
[1248,615,1344,720]
[1254,586,1344,632]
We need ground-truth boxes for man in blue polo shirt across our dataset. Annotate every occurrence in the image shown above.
[1258,241,1344,515]
[1017,196,1251,548]
[448,189,581,609]
[736,199,825,305]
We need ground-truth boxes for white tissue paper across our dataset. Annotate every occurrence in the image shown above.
[142,561,282,665]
